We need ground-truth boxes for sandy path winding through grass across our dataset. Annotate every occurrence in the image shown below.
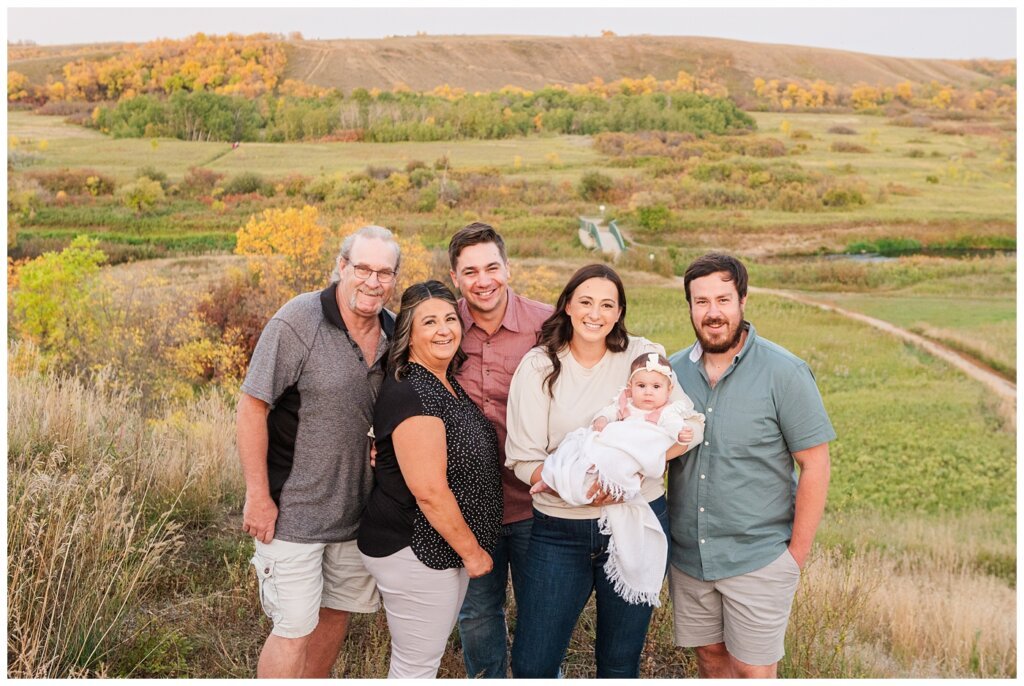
[751,286,1017,426]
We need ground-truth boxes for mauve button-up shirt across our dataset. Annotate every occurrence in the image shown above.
[456,289,553,524]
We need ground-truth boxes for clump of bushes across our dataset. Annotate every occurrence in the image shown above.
[821,186,866,208]
[118,177,166,214]
[27,168,115,196]
[828,125,858,135]
[179,167,224,198]
[278,174,311,197]
[578,171,614,201]
[409,167,435,188]
[222,172,273,196]
[636,204,671,230]
[136,166,169,190]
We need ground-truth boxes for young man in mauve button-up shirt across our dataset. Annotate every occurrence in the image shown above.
[447,222,554,678]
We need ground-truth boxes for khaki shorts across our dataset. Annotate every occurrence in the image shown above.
[669,550,801,666]
[252,538,380,638]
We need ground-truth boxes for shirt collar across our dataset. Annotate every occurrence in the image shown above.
[320,282,395,338]
[689,321,756,364]
[458,287,522,334]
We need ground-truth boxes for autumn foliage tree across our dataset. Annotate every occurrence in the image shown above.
[235,205,338,294]
[9,236,106,365]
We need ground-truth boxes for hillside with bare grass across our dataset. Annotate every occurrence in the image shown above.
[11,34,1006,101]
[282,35,998,97]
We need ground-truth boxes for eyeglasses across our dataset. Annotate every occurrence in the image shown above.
[349,263,397,284]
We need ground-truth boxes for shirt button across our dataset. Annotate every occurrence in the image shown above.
[707,407,713,412]
[699,507,705,512]
[700,474,706,479]
[700,539,706,544]
[704,441,709,446]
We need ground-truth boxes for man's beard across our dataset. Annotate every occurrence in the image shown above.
[692,315,744,354]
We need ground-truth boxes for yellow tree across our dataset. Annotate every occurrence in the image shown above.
[7,71,30,102]
[851,84,881,110]
[235,205,338,294]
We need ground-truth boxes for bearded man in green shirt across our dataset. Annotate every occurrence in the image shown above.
[668,253,835,678]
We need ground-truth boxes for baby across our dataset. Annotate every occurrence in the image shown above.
[531,351,705,497]
[592,351,698,446]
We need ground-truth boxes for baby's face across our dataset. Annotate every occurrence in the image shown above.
[628,370,671,410]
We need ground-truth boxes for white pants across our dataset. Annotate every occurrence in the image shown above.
[360,546,469,678]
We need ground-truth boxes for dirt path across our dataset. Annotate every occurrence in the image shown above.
[751,286,1017,425]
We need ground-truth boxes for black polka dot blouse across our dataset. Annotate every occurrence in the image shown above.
[357,363,503,570]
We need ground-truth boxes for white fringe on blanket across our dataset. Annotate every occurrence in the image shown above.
[539,422,677,606]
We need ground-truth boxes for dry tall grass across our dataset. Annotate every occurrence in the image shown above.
[7,342,239,677]
[789,511,1017,678]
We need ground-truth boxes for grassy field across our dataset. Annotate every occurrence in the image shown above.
[7,101,1016,678]
[806,291,1016,378]
[7,273,1015,678]
[8,110,601,181]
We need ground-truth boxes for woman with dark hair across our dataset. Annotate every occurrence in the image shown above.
[357,280,502,678]
[505,264,695,678]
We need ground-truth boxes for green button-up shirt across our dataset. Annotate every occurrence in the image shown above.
[668,322,835,581]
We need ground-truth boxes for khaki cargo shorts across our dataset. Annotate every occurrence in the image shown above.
[251,538,380,638]
[669,550,801,666]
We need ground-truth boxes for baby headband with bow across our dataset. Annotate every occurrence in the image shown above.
[628,352,673,381]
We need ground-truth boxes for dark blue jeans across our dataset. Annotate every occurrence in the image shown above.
[457,517,533,678]
[510,496,670,679]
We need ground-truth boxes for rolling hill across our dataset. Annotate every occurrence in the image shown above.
[9,34,1007,101]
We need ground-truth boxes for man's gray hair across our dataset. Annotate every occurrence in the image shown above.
[330,225,401,282]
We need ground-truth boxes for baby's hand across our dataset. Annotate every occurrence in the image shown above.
[677,427,694,445]
[592,416,610,433]
[530,479,553,495]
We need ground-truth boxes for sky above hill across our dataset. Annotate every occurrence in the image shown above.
[6,6,1018,60]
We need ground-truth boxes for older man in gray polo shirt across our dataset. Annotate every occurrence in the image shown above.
[668,252,834,679]
[237,225,400,678]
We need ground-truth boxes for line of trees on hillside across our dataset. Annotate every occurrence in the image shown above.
[91,88,756,143]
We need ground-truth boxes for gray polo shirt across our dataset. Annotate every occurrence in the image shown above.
[241,283,393,544]
[668,322,835,581]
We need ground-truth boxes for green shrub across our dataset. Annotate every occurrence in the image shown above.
[222,172,272,196]
[416,185,439,212]
[637,204,671,231]
[118,178,166,214]
[136,166,169,190]
[906,149,926,158]
[821,187,866,208]
[409,167,435,188]
[828,125,857,135]
[577,171,615,201]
